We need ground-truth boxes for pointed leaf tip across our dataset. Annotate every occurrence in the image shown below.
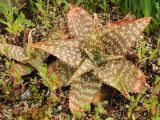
[94,59,146,98]
[0,43,27,62]
[68,6,83,17]
[143,17,151,26]
[67,6,94,41]
[69,4,75,11]
[103,17,151,55]
[32,40,83,67]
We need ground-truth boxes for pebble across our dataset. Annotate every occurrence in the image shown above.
[58,105,62,111]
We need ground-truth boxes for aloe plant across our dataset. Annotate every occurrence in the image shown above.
[0,6,151,115]
[31,6,151,112]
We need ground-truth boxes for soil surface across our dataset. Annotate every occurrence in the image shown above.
[0,2,160,120]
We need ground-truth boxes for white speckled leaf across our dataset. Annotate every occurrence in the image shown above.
[0,43,27,62]
[102,17,151,55]
[67,59,94,85]
[32,39,83,68]
[69,72,101,112]
[94,59,146,98]
[104,13,135,33]
[67,6,94,41]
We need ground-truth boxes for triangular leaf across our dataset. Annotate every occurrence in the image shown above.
[69,72,101,112]
[67,6,94,41]
[32,39,83,67]
[0,43,28,62]
[102,17,151,55]
[67,59,94,85]
[94,59,146,98]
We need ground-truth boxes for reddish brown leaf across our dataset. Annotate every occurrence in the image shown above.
[69,72,101,112]
[67,5,94,41]
[102,17,151,55]
[94,59,146,98]
[104,13,136,33]
[32,39,83,67]
[67,59,94,85]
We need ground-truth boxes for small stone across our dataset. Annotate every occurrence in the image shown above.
[126,105,129,108]
[58,105,62,111]
[152,63,158,71]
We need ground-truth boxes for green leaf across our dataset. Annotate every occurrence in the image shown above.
[9,62,33,76]
[27,49,48,71]
[39,64,48,79]
[47,60,76,87]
